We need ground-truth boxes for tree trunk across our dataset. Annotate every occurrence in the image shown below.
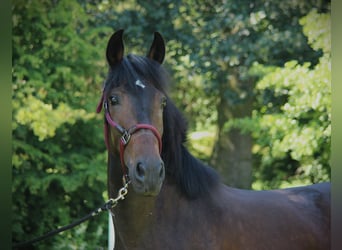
[210,71,253,189]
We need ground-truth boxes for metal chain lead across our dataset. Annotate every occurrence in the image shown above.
[106,182,129,210]
[13,180,129,249]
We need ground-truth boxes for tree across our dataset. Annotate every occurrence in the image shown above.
[242,10,331,189]
[12,0,111,248]
[176,0,329,188]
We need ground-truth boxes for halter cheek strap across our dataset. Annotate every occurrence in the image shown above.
[96,94,162,182]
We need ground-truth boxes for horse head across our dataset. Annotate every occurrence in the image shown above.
[97,29,167,196]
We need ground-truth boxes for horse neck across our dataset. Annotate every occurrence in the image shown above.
[107,151,220,249]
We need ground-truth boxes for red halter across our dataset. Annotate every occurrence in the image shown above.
[96,93,163,182]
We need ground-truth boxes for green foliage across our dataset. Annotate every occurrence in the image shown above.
[12,0,110,248]
[172,0,329,188]
[14,95,94,141]
[228,10,331,189]
[187,129,216,163]
[177,0,326,98]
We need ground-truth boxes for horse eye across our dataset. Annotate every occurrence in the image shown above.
[109,95,120,106]
[161,97,167,109]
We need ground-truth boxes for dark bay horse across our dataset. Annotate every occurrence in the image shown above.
[96,30,330,250]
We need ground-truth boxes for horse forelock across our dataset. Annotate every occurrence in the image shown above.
[103,54,168,97]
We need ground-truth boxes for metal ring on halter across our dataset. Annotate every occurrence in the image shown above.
[120,131,131,145]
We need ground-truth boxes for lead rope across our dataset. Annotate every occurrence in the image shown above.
[13,182,129,249]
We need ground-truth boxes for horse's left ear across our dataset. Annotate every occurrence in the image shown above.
[147,32,165,64]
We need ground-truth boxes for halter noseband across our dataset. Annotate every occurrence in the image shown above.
[96,90,163,183]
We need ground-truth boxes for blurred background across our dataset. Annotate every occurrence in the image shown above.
[12,0,331,249]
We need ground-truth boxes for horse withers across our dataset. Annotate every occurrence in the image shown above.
[97,30,330,250]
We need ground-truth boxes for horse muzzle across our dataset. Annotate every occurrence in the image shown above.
[129,157,165,196]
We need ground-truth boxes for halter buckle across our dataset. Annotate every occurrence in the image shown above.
[103,100,108,111]
[120,131,131,145]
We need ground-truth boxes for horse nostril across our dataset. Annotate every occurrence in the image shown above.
[159,163,165,178]
[136,162,146,178]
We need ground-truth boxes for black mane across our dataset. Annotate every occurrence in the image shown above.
[104,54,220,199]
[161,99,219,199]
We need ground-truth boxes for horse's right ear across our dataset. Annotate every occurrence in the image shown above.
[106,29,124,67]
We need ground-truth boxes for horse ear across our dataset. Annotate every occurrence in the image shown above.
[106,29,124,67]
[147,32,165,64]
